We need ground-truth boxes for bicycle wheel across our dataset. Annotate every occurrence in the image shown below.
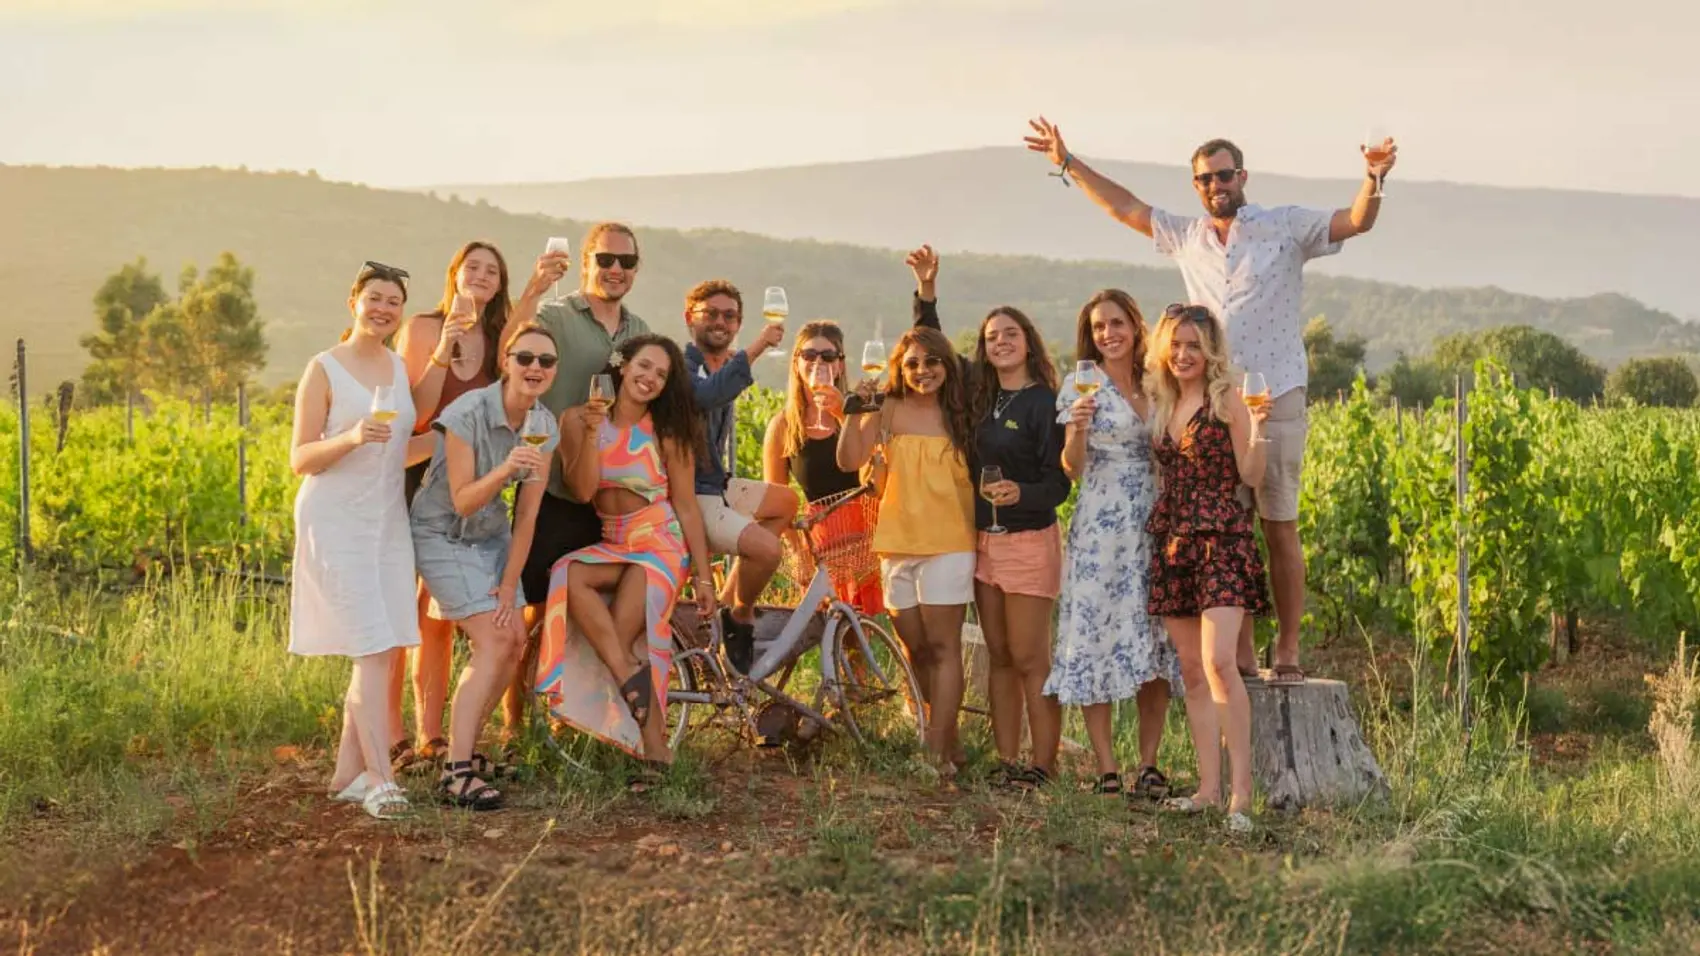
[667,624,713,751]
[831,613,925,745]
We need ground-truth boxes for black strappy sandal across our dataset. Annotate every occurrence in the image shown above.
[438,760,505,811]
[1131,765,1172,801]
[618,664,655,728]
[1092,772,1124,796]
[468,750,515,781]
[1012,765,1052,792]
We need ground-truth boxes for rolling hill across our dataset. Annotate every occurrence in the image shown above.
[433,146,1700,320]
[2,164,1696,392]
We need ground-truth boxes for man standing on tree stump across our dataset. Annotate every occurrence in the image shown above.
[1023,117,1397,684]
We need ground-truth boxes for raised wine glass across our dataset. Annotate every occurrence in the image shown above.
[1362,126,1393,198]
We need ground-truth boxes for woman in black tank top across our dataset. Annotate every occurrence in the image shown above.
[762,321,881,614]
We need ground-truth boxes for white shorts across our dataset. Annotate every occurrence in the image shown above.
[881,552,976,610]
[701,478,768,554]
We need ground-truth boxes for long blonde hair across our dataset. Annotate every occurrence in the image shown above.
[780,321,849,459]
[1146,304,1236,439]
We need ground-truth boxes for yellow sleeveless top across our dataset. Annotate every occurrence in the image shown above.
[871,434,975,556]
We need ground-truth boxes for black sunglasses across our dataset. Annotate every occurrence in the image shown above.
[508,350,559,369]
[902,356,946,371]
[593,252,640,269]
[693,306,740,323]
[1192,168,1241,186]
[359,260,410,285]
[799,348,843,363]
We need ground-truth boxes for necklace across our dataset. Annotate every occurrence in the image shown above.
[991,382,1033,419]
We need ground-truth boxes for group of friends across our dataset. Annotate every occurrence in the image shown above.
[287,118,1398,833]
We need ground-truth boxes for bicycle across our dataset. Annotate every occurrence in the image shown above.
[663,484,925,750]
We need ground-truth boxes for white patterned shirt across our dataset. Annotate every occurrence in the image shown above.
[1149,203,1341,399]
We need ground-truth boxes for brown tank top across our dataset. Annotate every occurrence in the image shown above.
[410,311,496,432]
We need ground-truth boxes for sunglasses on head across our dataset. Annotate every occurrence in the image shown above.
[902,356,945,371]
[1163,303,1213,322]
[593,252,640,269]
[359,260,410,285]
[798,348,842,363]
[1192,168,1241,186]
[508,350,558,369]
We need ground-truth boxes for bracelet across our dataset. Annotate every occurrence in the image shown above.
[430,352,451,369]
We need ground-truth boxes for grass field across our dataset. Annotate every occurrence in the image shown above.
[4,571,1700,955]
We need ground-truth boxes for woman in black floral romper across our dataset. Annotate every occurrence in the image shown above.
[1144,304,1271,834]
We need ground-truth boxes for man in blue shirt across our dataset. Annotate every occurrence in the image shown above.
[683,279,797,673]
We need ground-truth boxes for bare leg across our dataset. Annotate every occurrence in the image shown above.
[348,649,400,786]
[413,584,455,745]
[445,612,525,794]
[386,643,407,752]
[1202,606,1253,814]
[329,671,366,792]
[1003,592,1061,775]
[889,606,936,708]
[917,603,967,764]
[503,603,548,732]
[1262,518,1305,671]
[608,568,669,762]
[1082,703,1117,778]
[722,485,798,618]
[973,581,1024,765]
[1135,679,1171,771]
[1165,616,1221,807]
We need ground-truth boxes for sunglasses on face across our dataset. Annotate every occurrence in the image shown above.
[508,350,559,369]
[902,356,945,371]
[1192,169,1241,186]
[593,252,640,269]
[799,349,842,363]
[693,307,740,323]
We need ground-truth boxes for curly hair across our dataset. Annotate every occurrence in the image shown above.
[684,279,743,318]
[971,306,1058,420]
[606,334,706,462]
[433,240,511,381]
[1075,289,1148,392]
[884,325,973,463]
[781,320,847,459]
[1146,304,1236,441]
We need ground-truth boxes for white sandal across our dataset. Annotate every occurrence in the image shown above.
[1226,811,1254,834]
[1162,796,1210,814]
[362,781,412,820]
[331,771,377,803]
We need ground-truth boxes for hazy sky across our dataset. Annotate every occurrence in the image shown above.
[3,0,1694,196]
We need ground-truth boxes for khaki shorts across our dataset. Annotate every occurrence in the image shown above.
[1254,388,1307,523]
[701,477,770,554]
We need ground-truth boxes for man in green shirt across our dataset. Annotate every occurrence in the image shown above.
[500,222,650,735]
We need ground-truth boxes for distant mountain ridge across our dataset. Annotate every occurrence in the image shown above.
[431,146,1700,320]
[1,163,1695,391]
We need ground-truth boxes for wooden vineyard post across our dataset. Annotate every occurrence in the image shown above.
[1455,375,1472,731]
[13,339,30,568]
[1248,681,1390,811]
[237,384,249,528]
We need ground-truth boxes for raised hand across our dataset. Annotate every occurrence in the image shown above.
[524,251,572,300]
[904,245,939,285]
[1024,116,1068,167]
[1362,138,1398,179]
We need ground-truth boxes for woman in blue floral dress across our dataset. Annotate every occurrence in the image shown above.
[1045,289,1183,797]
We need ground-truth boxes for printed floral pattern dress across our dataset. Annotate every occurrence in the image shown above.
[1044,373,1183,705]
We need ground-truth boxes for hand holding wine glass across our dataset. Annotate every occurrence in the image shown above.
[1361,126,1396,197]
[1242,372,1271,444]
[544,237,572,301]
[368,385,398,441]
[518,407,551,482]
[981,465,1007,535]
[807,362,836,428]
[760,287,789,360]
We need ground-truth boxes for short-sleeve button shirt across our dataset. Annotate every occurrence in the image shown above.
[1149,203,1340,399]
[411,382,560,539]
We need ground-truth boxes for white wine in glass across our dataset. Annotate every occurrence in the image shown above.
[807,362,835,428]
[370,385,398,427]
[588,373,614,409]
[861,340,886,377]
[1362,126,1392,198]
[1242,372,1271,445]
[545,236,571,302]
[981,465,1007,535]
[519,406,550,482]
[1074,360,1102,396]
[761,286,789,360]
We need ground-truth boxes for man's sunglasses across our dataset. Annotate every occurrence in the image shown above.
[593,252,640,269]
[359,260,410,284]
[508,350,559,369]
[1192,168,1241,186]
[799,348,842,363]
[902,356,946,371]
[693,306,741,323]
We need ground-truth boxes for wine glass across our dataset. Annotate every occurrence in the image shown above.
[860,340,886,380]
[519,406,551,482]
[1362,126,1392,198]
[588,373,614,409]
[1073,360,1103,397]
[981,465,1007,535]
[807,361,835,429]
[761,286,790,360]
[370,385,398,434]
[1242,372,1271,445]
[545,236,572,302]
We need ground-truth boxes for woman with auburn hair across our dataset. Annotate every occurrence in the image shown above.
[288,261,425,821]
[536,335,715,776]
[838,324,976,772]
[389,240,512,773]
[1144,303,1271,835]
[761,320,883,615]
[904,245,1071,790]
[1049,288,1184,800]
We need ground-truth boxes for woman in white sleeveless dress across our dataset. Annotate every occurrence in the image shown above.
[288,262,430,820]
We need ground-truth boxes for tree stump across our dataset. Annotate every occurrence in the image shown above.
[1249,678,1389,811]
